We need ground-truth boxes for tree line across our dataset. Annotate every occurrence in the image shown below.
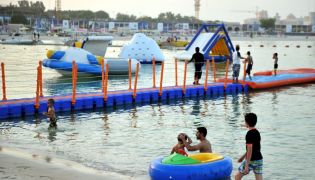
[1,0,275,30]
[1,0,202,24]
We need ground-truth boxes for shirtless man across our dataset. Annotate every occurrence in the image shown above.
[179,127,212,153]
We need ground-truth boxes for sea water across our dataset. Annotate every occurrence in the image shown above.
[0,37,315,179]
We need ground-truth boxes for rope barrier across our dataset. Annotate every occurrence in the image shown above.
[243,60,247,86]
[212,57,216,82]
[39,61,43,97]
[175,58,178,87]
[204,61,210,91]
[71,61,77,105]
[35,66,40,109]
[128,59,132,90]
[182,60,188,94]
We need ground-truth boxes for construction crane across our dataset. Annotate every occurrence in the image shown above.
[194,0,200,20]
[230,7,260,19]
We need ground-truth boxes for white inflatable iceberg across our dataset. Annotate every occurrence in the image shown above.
[119,33,165,63]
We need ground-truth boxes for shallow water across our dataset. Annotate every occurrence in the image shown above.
[0,38,315,179]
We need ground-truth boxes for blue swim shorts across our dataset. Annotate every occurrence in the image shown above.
[238,159,263,174]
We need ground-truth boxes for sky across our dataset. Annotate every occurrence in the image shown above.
[1,0,315,23]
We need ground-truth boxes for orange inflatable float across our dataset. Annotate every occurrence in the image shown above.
[218,68,315,89]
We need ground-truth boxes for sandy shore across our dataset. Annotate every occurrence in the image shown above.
[0,146,136,180]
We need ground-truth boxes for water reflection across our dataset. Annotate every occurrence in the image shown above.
[47,129,57,142]
[101,112,110,141]
[129,108,138,128]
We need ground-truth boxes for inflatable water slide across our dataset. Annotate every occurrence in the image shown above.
[175,24,234,62]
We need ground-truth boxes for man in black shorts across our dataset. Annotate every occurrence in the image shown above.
[189,47,204,85]
[273,53,278,76]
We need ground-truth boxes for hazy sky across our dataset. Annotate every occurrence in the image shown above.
[1,0,314,22]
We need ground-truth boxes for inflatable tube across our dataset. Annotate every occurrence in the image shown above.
[43,47,140,75]
[43,58,139,75]
[149,153,232,180]
[43,60,102,75]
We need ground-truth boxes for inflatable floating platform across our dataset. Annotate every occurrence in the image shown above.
[218,68,315,89]
[149,153,232,180]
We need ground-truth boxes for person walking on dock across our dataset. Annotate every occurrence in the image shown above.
[232,45,245,83]
[189,47,205,85]
[245,51,253,80]
[273,53,278,76]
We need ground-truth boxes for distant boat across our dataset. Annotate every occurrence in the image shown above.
[0,38,36,45]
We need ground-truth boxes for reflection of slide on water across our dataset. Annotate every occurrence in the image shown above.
[176,33,215,60]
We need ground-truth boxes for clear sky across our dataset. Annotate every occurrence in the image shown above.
[1,0,314,23]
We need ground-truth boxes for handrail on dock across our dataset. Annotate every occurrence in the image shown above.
[128,59,132,90]
[152,58,156,88]
[133,63,140,98]
[182,60,188,94]
[1,62,7,101]
[224,59,230,89]
[159,62,164,96]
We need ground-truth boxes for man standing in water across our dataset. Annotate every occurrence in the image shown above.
[189,47,204,85]
[179,127,212,153]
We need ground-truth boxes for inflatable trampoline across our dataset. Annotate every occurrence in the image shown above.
[149,153,232,180]
[218,68,315,89]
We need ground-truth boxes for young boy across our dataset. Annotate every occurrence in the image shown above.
[245,51,253,80]
[273,53,278,76]
[170,133,192,156]
[235,113,263,180]
[43,98,57,129]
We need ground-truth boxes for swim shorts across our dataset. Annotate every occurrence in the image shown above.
[233,64,241,78]
[238,159,263,174]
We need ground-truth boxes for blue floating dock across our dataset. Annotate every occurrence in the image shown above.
[0,83,248,120]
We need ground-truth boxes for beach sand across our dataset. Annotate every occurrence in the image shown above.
[0,146,133,180]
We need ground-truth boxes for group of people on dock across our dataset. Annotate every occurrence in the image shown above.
[189,45,279,84]
[170,113,263,180]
